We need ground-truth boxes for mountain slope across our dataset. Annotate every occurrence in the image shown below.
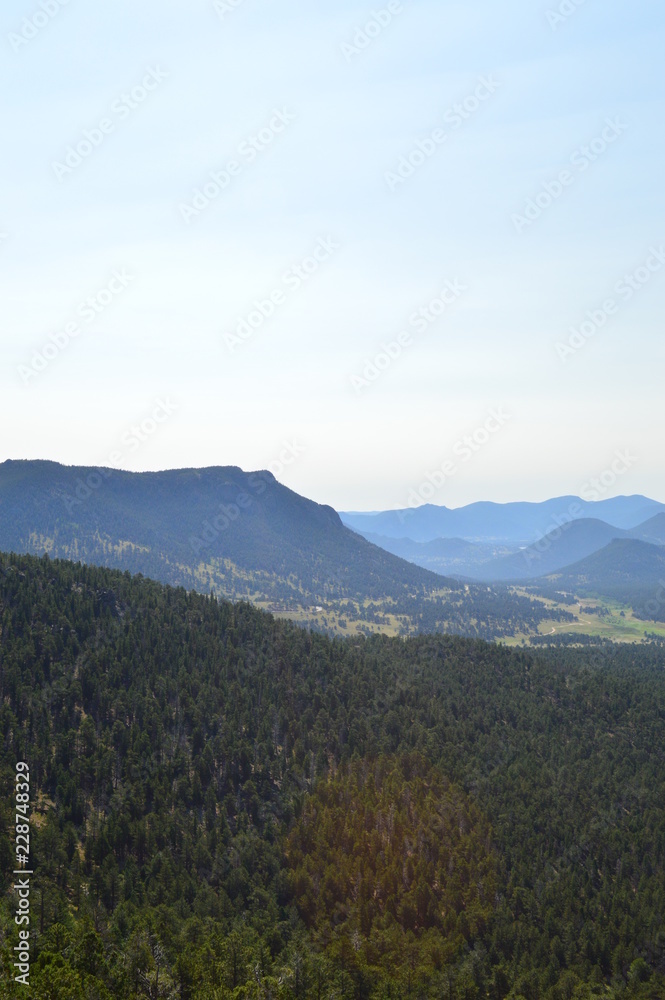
[628,511,665,546]
[355,511,665,584]
[0,459,454,600]
[544,539,665,621]
[475,518,630,581]
[0,460,564,640]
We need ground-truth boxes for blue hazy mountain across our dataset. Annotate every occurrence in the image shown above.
[358,532,513,577]
[630,512,665,546]
[341,496,665,545]
[468,516,665,582]
[346,504,665,617]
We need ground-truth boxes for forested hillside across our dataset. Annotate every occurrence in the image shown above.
[544,539,665,622]
[0,460,571,641]
[1,553,664,999]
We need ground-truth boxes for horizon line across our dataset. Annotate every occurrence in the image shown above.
[2,458,663,511]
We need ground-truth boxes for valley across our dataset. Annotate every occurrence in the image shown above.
[2,460,664,646]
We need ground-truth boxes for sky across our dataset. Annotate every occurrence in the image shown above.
[1,0,664,511]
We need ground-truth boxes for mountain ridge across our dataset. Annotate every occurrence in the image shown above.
[470,516,665,582]
[341,494,665,544]
[0,459,568,641]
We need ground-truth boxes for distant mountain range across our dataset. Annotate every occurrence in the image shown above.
[2,461,663,634]
[342,498,665,620]
[0,460,567,641]
[358,532,514,578]
[470,514,665,582]
[341,496,665,545]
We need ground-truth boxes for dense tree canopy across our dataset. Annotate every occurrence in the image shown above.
[287,753,497,977]
[0,552,664,999]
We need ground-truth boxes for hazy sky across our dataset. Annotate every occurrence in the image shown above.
[2,0,663,511]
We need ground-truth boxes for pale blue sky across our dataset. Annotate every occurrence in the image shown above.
[2,0,663,510]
